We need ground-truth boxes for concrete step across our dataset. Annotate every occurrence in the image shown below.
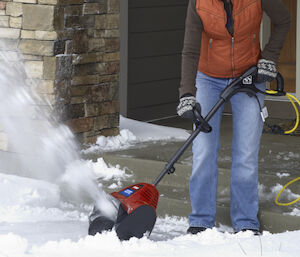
[102,154,300,234]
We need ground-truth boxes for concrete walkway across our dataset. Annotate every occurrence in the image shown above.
[87,115,300,233]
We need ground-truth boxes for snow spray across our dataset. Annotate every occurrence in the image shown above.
[0,40,117,219]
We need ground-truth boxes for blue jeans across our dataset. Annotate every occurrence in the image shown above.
[189,71,265,231]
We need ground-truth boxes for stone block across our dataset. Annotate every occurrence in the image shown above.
[23,4,55,31]
[86,84,111,103]
[98,100,119,115]
[0,10,5,16]
[108,0,119,14]
[38,0,58,4]
[26,79,55,94]
[9,17,22,28]
[99,127,119,137]
[58,0,84,5]
[61,104,85,120]
[25,61,44,79]
[70,96,85,104]
[0,28,20,39]
[74,62,105,76]
[55,55,72,80]
[85,100,119,117]
[35,31,58,40]
[103,52,120,62]
[64,5,82,16]
[23,54,43,61]
[88,38,105,52]
[71,74,119,86]
[54,40,65,55]
[14,0,37,3]
[6,2,22,17]
[94,113,119,131]
[53,6,64,31]
[71,75,99,86]
[43,56,57,80]
[83,2,106,15]
[105,61,120,75]
[95,14,120,29]
[98,74,119,83]
[72,52,102,65]
[104,29,119,38]
[70,86,89,97]
[70,30,89,54]
[85,103,99,117]
[21,30,35,39]
[104,38,120,52]
[0,2,6,10]
[94,15,106,29]
[0,15,9,27]
[65,15,95,29]
[19,39,54,56]
[66,117,94,133]
[105,14,119,29]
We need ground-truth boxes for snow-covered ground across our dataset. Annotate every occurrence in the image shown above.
[82,116,190,153]
[1,118,300,257]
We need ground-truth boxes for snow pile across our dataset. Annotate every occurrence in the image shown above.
[276,172,290,178]
[0,158,131,223]
[1,228,300,257]
[288,208,300,216]
[90,157,132,181]
[83,116,190,153]
[258,183,300,212]
[83,129,138,153]
[0,173,60,207]
[0,173,87,223]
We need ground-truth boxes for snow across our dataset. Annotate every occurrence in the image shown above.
[1,146,300,257]
[82,116,190,153]
[1,226,300,257]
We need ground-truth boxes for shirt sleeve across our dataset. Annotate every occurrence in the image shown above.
[179,0,203,98]
[261,0,291,63]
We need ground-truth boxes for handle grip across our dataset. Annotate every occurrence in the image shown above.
[275,72,284,93]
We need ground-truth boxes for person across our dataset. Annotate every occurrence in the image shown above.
[177,0,290,234]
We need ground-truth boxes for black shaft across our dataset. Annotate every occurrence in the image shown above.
[153,67,284,186]
[153,98,225,186]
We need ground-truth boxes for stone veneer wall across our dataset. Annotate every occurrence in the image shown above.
[0,0,120,148]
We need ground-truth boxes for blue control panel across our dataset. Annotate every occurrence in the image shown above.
[119,184,143,198]
[119,188,135,197]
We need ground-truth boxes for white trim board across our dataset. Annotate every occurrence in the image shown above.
[120,0,129,116]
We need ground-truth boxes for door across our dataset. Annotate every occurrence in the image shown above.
[274,0,297,93]
[126,0,188,121]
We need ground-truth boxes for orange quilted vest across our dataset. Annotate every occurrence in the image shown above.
[196,0,263,78]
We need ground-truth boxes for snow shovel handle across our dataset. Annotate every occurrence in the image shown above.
[153,97,225,186]
[153,66,283,186]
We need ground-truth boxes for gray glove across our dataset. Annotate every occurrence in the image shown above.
[256,59,277,83]
[177,95,201,123]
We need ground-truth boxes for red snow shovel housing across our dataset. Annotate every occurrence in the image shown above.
[88,66,285,240]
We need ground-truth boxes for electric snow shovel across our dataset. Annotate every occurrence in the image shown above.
[88,66,284,240]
